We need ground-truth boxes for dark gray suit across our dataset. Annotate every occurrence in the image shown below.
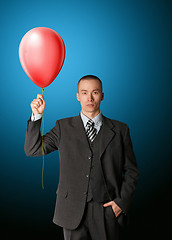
[24,114,139,234]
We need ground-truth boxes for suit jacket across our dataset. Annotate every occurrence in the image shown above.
[24,114,139,229]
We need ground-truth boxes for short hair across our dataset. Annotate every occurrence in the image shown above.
[78,75,102,91]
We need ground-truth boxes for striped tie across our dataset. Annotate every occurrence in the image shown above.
[86,120,97,142]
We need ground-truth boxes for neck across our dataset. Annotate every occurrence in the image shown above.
[81,109,101,119]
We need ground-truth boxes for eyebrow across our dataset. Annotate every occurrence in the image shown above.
[81,89,101,92]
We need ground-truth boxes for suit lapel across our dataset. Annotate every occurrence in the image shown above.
[73,115,91,149]
[97,115,116,158]
[73,114,116,158]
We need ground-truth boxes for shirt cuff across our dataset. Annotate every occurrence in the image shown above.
[31,113,42,121]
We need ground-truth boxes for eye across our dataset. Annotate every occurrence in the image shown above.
[82,92,87,95]
[94,91,98,94]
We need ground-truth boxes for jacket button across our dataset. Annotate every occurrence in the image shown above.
[64,192,68,198]
[86,174,89,178]
[84,191,87,195]
[88,156,91,160]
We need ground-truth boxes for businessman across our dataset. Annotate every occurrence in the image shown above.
[24,75,139,240]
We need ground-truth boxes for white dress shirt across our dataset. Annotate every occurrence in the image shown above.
[80,112,103,134]
[31,113,42,121]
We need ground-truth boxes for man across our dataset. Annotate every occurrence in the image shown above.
[24,75,139,240]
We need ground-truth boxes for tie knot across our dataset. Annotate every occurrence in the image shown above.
[87,119,94,127]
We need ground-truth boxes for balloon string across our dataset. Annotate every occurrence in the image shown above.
[41,88,45,190]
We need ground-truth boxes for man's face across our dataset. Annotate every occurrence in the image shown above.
[77,79,104,115]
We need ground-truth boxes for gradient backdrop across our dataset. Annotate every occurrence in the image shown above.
[0,0,171,239]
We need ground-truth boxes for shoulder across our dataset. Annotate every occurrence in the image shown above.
[110,118,128,128]
[55,115,79,126]
[103,115,129,132]
[103,115,128,127]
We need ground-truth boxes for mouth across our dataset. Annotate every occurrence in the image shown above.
[87,104,94,107]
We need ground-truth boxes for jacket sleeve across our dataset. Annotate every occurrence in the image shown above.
[114,126,139,214]
[24,117,61,157]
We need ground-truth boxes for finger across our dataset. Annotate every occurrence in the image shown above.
[31,100,39,106]
[103,201,112,207]
[32,98,43,106]
[37,95,45,107]
[32,99,41,105]
[36,99,43,106]
[37,94,44,102]
[31,102,40,108]
[31,99,38,103]
[39,98,43,105]
[33,106,38,111]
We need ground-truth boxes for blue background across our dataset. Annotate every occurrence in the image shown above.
[0,0,171,239]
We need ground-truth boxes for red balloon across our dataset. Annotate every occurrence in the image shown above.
[19,27,65,88]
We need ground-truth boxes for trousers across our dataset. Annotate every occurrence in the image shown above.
[63,199,120,240]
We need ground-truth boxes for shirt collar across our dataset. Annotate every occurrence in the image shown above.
[80,111,103,128]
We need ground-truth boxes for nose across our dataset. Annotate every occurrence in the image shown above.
[88,93,93,102]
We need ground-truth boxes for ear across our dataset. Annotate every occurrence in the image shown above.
[76,92,80,101]
[101,92,104,101]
